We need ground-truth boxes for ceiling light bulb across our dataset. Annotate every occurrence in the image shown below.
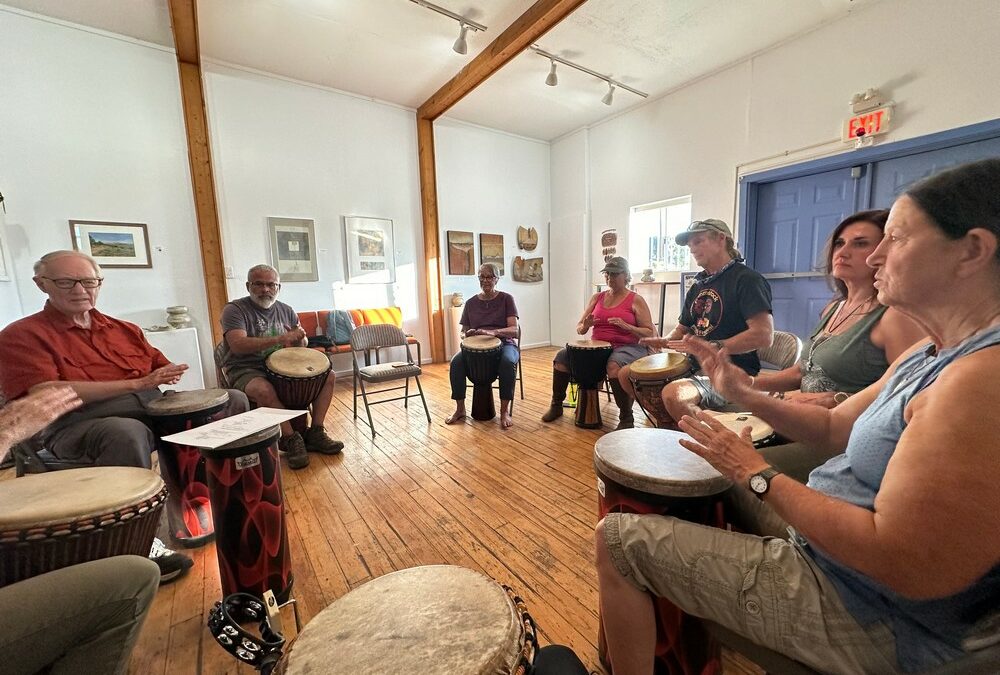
[602,83,615,106]
[545,61,558,86]
[453,24,469,55]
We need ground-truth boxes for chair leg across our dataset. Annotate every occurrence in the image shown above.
[414,376,431,423]
[404,376,410,408]
[416,342,422,365]
[359,379,376,438]
[353,372,359,420]
[518,357,525,400]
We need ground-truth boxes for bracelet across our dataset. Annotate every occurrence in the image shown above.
[749,376,756,388]
[833,391,850,404]
[208,593,286,670]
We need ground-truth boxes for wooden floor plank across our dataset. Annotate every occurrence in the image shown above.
[118,346,759,674]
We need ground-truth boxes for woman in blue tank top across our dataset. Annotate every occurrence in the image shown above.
[595,158,1000,675]
[751,210,924,407]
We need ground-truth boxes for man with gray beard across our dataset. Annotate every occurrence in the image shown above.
[221,264,343,469]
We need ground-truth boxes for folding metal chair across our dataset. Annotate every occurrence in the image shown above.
[350,324,430,437]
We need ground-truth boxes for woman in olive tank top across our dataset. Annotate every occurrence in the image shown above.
[751,210,925,407]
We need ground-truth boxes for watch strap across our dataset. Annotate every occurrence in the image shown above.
[750,466,782,500]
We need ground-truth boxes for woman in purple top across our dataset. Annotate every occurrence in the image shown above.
[446,263,520,428]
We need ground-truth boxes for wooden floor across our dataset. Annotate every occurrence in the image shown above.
[110,345,760,674]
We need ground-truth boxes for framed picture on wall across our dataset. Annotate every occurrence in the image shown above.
[344,216,395,284]
[679,271,699,314]
[479,233,504,275]
[69,220,152,268]
[447,230,475,275]
[268,217,318,282]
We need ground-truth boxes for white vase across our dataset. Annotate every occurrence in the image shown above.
[166,306,192,329]
[451,293,464,307]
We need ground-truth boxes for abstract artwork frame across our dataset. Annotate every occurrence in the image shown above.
[447,230,475,275]
[268,217,318,282]
[69,220,152,269]
[479,233,504,275]
[344,216,395,284]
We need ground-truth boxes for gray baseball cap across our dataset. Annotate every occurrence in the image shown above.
[675,219,733,245]
[600,256,630,275]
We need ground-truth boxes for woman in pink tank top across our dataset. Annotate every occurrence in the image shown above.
[541,257,656,430]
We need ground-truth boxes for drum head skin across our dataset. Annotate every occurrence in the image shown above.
[462,335,502,351]
[629,352,691,380]
[146,388,230,416]
[568,339,612,349]
[0,467,164,529]
[594,428,731,497]
[278,566,524,675]
[266,347,332,378]
[707,412,774,444]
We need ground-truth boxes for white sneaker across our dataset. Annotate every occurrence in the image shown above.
[149,537,193,583]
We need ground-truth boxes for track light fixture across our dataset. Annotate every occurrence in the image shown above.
[545,60,558,87]
[529,45,647,105]
[602,83,615,106]
[409,0,487,55]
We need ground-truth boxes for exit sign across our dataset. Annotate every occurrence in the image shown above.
[843,106,892,142]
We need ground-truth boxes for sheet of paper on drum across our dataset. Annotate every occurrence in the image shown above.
[160,408,306,449]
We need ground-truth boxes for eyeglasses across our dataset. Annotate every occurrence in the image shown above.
[40,277,103,289]
[250,281,280,290]
[478,275,497,281]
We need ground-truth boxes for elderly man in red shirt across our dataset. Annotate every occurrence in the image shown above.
[0,250,250,582]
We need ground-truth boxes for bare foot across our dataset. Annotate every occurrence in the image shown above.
[445,411,466,425]
[500,413,513,429]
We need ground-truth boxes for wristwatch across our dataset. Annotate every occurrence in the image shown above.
[748,467,782,500]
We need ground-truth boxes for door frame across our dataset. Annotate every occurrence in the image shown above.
[737,117,1000,267]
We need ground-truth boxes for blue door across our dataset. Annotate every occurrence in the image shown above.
[870,137,1000,207]
[753,167,863,340]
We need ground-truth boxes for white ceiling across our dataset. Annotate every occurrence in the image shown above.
[3,0,881,140]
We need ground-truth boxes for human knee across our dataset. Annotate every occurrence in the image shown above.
[245,377,283,407]
[225,389,250,413]
[90,418,154,467]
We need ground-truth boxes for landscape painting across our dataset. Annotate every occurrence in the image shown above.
[69,221,152,268]
[344,216,395,283]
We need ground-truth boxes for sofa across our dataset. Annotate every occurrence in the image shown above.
[297,306,422,364]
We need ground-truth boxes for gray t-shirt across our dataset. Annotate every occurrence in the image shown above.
[220,296,300,369]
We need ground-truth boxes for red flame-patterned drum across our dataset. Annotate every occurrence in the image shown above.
[147,389,230,547]
[199,426,292,603]
[594,428,731,673]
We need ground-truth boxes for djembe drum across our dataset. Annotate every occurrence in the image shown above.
[628,351,693,429]
[461,335,502,421]
[270,566,538,675]
[707,411,778,448]
[265,347,331,430]
[594,428,731,673]
[0,467,166,587]
[566,339,614,428]
[199,426,293,604]
[147,388,230,546]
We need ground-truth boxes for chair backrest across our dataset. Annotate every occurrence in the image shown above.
[213,341,232,388]
[758,330,802,370]
[350,323,407,351]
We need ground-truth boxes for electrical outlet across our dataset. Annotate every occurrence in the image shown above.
[224,265,235,279]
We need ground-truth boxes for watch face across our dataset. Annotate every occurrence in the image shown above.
[749,474,768,493]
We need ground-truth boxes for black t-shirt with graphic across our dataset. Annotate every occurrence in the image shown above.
[679,262,772,375]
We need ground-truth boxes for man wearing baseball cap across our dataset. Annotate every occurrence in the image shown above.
[623,218,773,421]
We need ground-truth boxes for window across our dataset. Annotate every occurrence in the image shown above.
[627,196,692,273]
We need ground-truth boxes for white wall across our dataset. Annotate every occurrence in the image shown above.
[549,130,589,347]
[550,0,1000,333]
[203,63,430,365]
[434,119,551,348]
[0,8,218,382]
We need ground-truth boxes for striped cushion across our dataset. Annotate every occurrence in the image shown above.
[357,362,421,382]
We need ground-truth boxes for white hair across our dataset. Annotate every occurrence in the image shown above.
[33,250,102,277]
[247,264,279,281]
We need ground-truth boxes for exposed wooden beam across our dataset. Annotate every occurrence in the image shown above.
[417,117,446,363]
[168,0,228,348]
[417,0,586,361]
[417,0,587,121]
